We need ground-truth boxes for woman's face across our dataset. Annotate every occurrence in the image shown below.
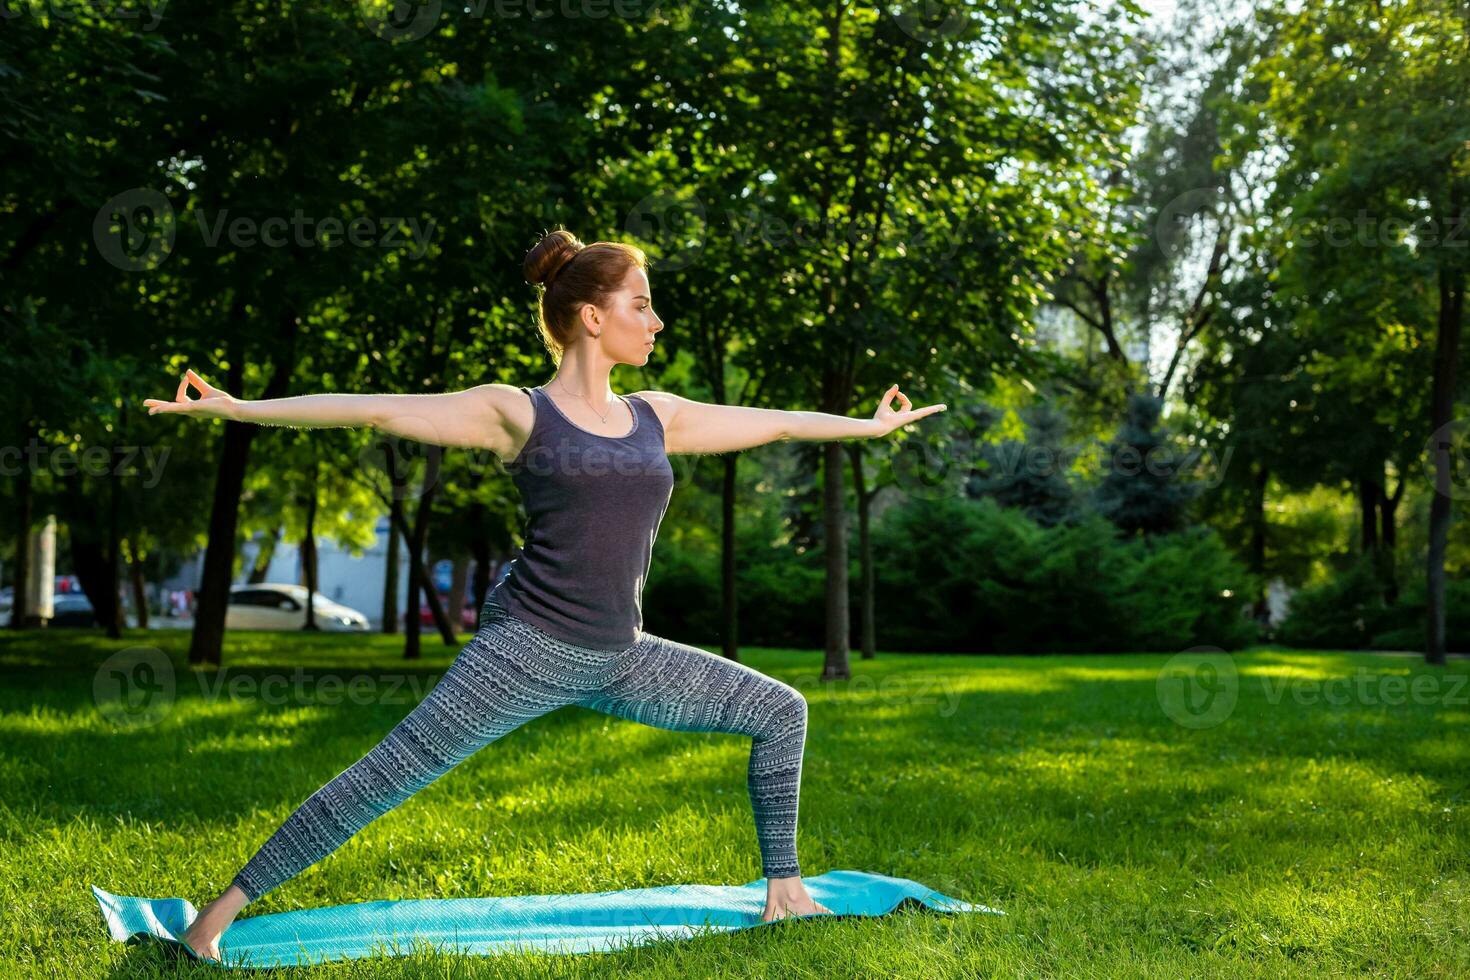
[587,267,663,365]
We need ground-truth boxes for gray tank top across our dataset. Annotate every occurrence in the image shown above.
[484,385,675,650]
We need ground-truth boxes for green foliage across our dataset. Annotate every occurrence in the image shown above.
[1092,392,1202,537]
[870,496,1258,653]
[1370,574,1470,652]
[1282,558,1470,651]
[969,401,1079,528]
[1275,556,1392,651]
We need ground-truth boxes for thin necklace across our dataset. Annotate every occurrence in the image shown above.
[553,376,624,425]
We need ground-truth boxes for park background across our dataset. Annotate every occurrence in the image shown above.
[3,0,1470,975]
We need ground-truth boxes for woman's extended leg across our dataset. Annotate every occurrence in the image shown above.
[581,631,813,884]
[183,612,610,960]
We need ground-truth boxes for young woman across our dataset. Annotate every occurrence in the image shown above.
[145,229,947,962]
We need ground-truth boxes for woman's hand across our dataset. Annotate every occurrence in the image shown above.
[144,368,240,421]
[872,384,946,436]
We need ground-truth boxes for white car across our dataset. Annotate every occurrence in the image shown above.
[226,584,370,631]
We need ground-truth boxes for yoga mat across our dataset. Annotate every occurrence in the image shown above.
[91,869,1002,968]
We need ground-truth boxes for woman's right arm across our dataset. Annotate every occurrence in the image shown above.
[145,368,514,451]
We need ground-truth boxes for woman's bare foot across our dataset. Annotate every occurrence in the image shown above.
[181,884,250,963]
[762,875,834,922]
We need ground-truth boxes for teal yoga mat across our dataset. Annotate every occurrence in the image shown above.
[92,870,1002,968]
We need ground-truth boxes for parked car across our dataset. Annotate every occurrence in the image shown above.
[226,584,370,631]
[0,576,84,615]
[419,592,477,630]
[48,592,98,627]
[0,586,96,626]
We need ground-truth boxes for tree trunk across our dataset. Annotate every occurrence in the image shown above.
[189,316,296,666]
[819,358,855,680]
[127,539,149,630]
[381,441,403,634]
[9,426,32,629]
[69,537,116,632]
[447,553,470,635]
[847,442,876,660]
[248,523,281,584]
[301,459,319,631]
[1358,475,1379,556]
[468,510,491,621]
[721,454,741,662]
[100,436,122,637]
[820,439,851,679]
[1249,462,1270,626]
[1426,262,1465,666]
[1380,478,1402,605]
[397,444,454,658]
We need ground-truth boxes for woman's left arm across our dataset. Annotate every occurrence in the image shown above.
[635,385,947,455]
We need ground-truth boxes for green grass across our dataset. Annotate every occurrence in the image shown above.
[2,630,1468,977]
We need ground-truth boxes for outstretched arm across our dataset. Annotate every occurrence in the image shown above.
[638,384,947,456]
[144,368,509,450]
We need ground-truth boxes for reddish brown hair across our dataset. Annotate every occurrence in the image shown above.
[523,229,648,363]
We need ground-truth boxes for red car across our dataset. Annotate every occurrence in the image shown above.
[418,593,477,630]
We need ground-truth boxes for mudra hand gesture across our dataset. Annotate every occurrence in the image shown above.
[872,384,947,436]
[144,368,239,420]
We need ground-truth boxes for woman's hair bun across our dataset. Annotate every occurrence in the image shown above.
[524,229,584,288]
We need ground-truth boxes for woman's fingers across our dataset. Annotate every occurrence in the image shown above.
[175,376,189,401]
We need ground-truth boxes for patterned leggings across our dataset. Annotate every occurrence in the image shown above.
[229,598,809,903]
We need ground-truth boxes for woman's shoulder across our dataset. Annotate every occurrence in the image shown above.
[481,384,536,465]
[627,390,677,432]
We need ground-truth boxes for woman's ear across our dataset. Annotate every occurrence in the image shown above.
[578,301,602,338]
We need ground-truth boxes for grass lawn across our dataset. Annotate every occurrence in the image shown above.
[2,629,1467,977]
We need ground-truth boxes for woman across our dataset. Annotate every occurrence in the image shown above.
[145,229,947,962]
